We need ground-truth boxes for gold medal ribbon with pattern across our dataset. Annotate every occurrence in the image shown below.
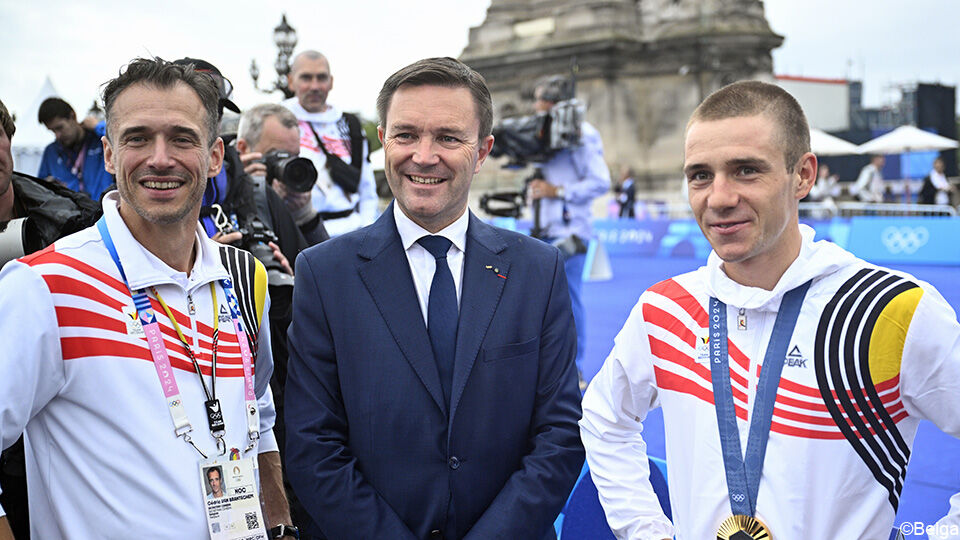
[716,514,772,540]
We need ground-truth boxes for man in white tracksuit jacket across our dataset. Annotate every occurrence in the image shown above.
[580,81,960,539]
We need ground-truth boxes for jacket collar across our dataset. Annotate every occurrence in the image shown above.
[704,224,856,310]
[100,191,230,292]
[356,203,509,418]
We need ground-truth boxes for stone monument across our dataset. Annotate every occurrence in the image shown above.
[461,0,783,196]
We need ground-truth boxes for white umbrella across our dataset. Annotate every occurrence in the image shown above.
[857,125,959,154]
[810,128,860,156]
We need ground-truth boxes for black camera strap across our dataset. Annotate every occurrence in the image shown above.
[306,118,362,195]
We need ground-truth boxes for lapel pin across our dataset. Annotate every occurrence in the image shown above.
[485,265,507,279]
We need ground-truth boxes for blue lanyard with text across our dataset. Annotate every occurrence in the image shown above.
[709,280,811,516]
[97,217,261,456]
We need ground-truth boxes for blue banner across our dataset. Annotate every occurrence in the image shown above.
[846,217,960,265]
[488,216,960,266]
[591,217,959,265]
[593,219,712,258]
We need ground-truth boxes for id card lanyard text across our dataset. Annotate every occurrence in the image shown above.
[709,280,811,517]
[97,218,260,457]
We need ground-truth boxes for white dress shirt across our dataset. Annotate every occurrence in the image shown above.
[393,203,468,327]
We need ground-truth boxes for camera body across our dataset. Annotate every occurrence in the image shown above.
[489,99,584,168]
[262,150,317,193]
[229,215,294,287]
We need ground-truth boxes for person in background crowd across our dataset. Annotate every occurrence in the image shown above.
[804,162,840,217]
[580,80,960,539]
[237,103,328,246]
[617,167,637,218]
[37,97,114,200]
[0,57,296,540]
[284,57,584,540]
[236,102,330,538]
[526,75,611,386]
[283,50,377,237]
[853,154,886,203]
[919,157,953,206]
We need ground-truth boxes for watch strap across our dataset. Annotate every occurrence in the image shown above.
[269,524,299,539]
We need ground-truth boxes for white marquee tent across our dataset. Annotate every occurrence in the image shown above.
[11,77,59,176]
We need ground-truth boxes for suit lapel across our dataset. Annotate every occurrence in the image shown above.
[358,206,446,414]
[449,213,509,422]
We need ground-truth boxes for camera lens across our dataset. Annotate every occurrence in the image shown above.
[280,157,318,193]
[263,150,318,193]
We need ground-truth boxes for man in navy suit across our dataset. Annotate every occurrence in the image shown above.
[284,57,585,539]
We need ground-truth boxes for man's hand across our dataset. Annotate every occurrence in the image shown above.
[239,151,267,178]
[212,231,243,245]
[0,516,14,540]
[257,451,293,530]
[271,179,316,226]
[528,179,560,201]
[268,241,294,276]
[80,115,99,131]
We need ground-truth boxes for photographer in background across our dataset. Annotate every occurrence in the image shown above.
[236,103,330,539]
[526,75,610,386]
[237,104,329,246]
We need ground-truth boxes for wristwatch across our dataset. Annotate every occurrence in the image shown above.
[269,524,300,539]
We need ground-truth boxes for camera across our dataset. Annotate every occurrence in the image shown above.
[232,216,294,288]
[262,150,317,193]
[489,99,584,167]
[0,218,27,268]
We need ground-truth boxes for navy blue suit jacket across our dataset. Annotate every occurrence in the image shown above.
[285,206,584,539]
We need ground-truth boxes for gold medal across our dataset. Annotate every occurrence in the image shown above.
[716,514,772,540]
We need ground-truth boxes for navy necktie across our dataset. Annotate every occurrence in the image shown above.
[417,235,458,406]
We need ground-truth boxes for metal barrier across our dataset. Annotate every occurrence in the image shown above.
[799,202,957,217]
[634,200,957,219]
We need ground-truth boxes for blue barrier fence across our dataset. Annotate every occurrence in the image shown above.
[591,217,960,266]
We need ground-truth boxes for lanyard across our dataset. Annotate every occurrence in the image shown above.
[69,138,89,191]
[709,280,811,516]
[96,217,260,457]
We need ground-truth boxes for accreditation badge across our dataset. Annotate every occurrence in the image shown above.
[716,514,772,540]
[122,304,145,337]
[696,335,710,363]
[199,456,267,540]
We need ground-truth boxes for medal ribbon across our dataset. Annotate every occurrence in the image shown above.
[709,280,811,516]
[69,137,90,192]
[97,217,260,456]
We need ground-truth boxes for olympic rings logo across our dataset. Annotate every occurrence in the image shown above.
[881,226,929,254]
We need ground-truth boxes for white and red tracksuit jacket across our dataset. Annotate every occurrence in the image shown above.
[0,193,277,538]
[581,225,960,539]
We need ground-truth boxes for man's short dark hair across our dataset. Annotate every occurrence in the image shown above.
[0,99,15,140]
[534,75,574,103]
[38,97,75,125]
[688,80,810,171]
[101,57,221,145]
[376,57,493,139]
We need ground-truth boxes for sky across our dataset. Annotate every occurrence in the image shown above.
[2,0,958,146]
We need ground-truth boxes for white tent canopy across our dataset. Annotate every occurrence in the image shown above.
[11,76,59,175]
[857,125,959,155]
[810,128,860,156]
